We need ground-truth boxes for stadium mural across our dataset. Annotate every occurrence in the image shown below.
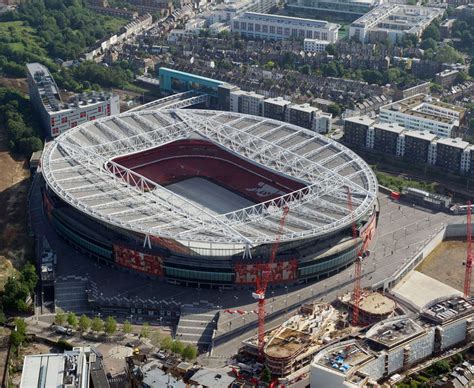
[234,260,299,284]
[114,245,164,276]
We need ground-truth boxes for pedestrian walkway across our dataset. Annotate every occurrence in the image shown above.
[175,305,219,348]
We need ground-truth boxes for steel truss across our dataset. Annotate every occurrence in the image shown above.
[42,108,378,247]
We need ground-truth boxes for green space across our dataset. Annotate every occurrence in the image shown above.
[374,170,437,193]
[0,87,43,157]
[0,0,128,78]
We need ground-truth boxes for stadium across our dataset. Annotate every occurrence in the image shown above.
[41,109,378,288]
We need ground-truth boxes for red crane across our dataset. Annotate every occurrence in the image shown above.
[346,187,370,326]
[464,200,472,298]
[253,205,289,357]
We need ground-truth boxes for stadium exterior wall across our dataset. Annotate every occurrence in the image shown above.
[42,180,377,288]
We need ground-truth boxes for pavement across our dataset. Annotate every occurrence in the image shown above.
[29,174,466,362]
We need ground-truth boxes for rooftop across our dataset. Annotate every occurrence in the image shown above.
[366,317,425,349]
[421,296,474,325]
[436,137,470,150]
[314,340,374,376]
[236,12,340,30]
[374,122,405,134]
[340,291,396,316]
[404,130,437,142]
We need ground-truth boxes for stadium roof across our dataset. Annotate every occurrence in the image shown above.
[42,109,377,253]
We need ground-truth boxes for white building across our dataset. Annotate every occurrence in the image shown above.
[26,63,119,138]
[231,12,339,42]
[212,0,276,23]
[379,94,466,138]
[303,38,331,53]
[349,4,442,43]
[310,297,474,386]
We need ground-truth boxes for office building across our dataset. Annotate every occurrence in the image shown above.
[231,12,339,42]
[286,0,381,20]
[349,4,442,43]
[379,94,466,138]
[20,347,108,388]
[211,0,276,23]
[303,38,330,53]
[26,63,119,137]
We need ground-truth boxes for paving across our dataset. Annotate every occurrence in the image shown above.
[28,173,466,358]
[175,306,219,348]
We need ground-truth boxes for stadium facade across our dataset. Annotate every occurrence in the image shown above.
[41,109,378,288]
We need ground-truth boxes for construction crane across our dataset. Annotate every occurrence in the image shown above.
[346,187,370,326]
[253,205,289,357]
[464,200,472,298]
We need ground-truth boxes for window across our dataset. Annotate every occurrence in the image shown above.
[240,22,246,30]
[269,26,275,34]
[71,122,77,128]
[306,30,312,38]
[248,23,253,31]
[255,24,261,32]
[233,21,239,29]
[314,31,320,39]
[277,27,282,35]
[98,106,102,113]
[321,32,328,40]
[299,29,305,38]
[61,117,68,124]
[80,112,86,118]
[284,28,290,36]
[291,28,298,36]
[262,25,268,33]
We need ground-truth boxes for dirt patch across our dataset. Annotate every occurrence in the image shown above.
[0,77,28,94]
[0,125,32,274]
[416,240,467,292]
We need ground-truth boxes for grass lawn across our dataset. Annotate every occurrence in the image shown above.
[375,170,437,193]
[102,16,129,33]
[0,20,50,59]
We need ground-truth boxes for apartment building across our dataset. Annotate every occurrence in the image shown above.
[343,114,473,175]
[379,94,466,138]
[285,103,332,133]
[349,4,442,43]
[229,89,265,116]
[27,63,119,137]
[231,12,339,42]
[435,138,471,174]
[373,122,405,156]
[303,38,330,53]
[263,97,291,122]
[402,131,437,166]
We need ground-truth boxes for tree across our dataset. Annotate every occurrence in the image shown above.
[261,366,271,383]
[422,23,441,41]
[435,45,464,64]
[299,64,311,76]
[171,340,185,355]
[327,103,342,117]
[11,318,27,348]
[91,317,104,333]
[325,43,336,56]
[432,360,451,374]
[55,310,66,326]
[78,314,91,332]
[160,336,173,351]
[122,320,132,334]
[182,344,197,360]
[140,322,150,338]
[469,63,474,77]
[420,38,437,50]
[104,316,117,335]
[67,312,78,329]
